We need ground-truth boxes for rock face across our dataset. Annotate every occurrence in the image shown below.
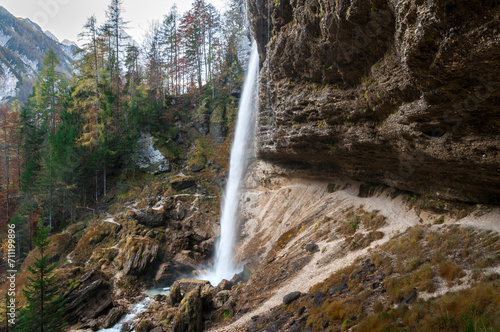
[132,133,171,175]
[248,0,500,204]
[64,271,113,324]
[102,307,124,328]
[117,236,160,276]
[134,209,167,227]
[172,286,204,332]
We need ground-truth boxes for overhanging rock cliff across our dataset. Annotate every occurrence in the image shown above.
[248,0,500,204]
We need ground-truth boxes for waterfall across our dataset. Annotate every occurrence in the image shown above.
[203,41,260,285]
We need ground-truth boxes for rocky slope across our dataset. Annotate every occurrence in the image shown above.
[248,0,500,204]
[213,161,500,331]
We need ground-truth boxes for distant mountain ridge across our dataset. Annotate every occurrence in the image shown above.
[0,6,78,103]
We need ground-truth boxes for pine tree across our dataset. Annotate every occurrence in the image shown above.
[162,7,179,95]
[144,21,165,111]
[16,221,66,332]
[106,0,129,117]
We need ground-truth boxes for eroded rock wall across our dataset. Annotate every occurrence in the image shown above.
[248,0,500,203]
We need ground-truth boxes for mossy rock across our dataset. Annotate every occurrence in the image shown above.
[170,176,196,190]
[172,286,203,332]
[136,319,154,332]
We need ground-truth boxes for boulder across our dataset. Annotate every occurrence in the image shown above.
[235,264,252,283]
[135,320,154,332]
[169,202,187,221]
[171,279,210,295]
[170,176,196,190]
[86,248,119,271]
[217,279,232,291]
[328,283,347,295]
[154,262,196,287]
[116,236,159,276]
[283,291,301,305]
[169,284,183,306]
[197,238,215,254]
[134,209,167,227]
[305,243,319,253]
[102,307,124,328]
[190,164,205,173]
[64,275,113,323]
[214,290,231,309]
[172,286,204,332]
[150,328,164,332]
[173,251,200,269]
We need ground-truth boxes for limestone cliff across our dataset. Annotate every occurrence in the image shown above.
[248,0,500,204]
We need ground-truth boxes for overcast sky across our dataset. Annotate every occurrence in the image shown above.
[0,0,228,45]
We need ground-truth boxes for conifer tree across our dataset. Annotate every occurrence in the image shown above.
[16,221,66,332]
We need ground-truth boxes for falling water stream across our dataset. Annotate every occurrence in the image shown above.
[100,42,259,330]
[202,40,260,285]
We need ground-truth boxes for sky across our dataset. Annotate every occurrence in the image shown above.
[0,0,228,46]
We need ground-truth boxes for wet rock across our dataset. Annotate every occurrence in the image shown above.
[218,279,232,291]
[198,238,215,254]
[172,279,211,295]
[223,296,236,316]
[200,287,214,312]
[154,294,166,302]
[155,262,197,287]
[135,319,153,332]
[230,273,243,285]
[214,290,231,309]
[283,291,301,305]
[172,286,204,332]
[102,307,124,328]
[79,319,100,330]
[214,175,227,188]
[170,284,183,306]
[173,251,200,269]
[170,176,196,190]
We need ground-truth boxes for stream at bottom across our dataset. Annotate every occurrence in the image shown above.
[98,287,170,332]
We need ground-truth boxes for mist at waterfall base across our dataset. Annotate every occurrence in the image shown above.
[201,41,259,286]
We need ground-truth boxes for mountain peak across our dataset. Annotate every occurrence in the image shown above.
[0,6,75,103]
[44,30,59,43]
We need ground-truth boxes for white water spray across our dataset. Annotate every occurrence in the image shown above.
[203,41,259,285]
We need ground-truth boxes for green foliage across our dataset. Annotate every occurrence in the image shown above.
[188,138,214,168]
[16,221,67,331]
